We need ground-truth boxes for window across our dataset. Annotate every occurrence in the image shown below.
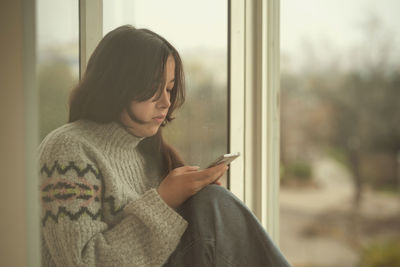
[27,1,281,263]
[280,0,400,266]
[37,0,79,140]
[103,0,229,186]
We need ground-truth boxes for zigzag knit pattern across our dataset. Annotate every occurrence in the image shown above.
[42,207,102,226]
[104,196,126,215]
[41,160,102,179]
[41,160,125,226]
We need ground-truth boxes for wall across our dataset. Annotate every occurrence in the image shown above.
[0,0,38,266]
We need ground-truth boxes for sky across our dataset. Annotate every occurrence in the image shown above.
[37,0,228,52]
[281,0,400,54]
[37,0,400,61]
[103,0,228,52]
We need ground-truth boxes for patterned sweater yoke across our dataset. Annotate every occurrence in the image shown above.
[38,119,188,267]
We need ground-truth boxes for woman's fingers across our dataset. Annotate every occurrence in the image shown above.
[174,165,200,174]
[158,164,228,208]
[213,165,228,182]
[213,180,222,186]
[194,164,228,184]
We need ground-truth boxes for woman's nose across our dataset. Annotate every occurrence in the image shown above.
[157,90,171,109]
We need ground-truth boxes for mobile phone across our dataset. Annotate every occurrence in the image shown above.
[207,152,240,168]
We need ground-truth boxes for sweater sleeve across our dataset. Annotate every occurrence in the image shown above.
[39,133,188,267]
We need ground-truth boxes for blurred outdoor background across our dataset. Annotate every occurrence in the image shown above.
[37,0,228,185]
[37,0,399,266]
[280,1,400,266]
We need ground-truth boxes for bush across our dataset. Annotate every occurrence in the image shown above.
[358,239,400,267]
[283,160,312,181]
[325,146,350,168]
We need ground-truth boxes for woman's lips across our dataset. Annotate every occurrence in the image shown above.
[153,116,166,123]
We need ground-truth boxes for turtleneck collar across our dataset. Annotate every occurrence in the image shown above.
[75,119,146,151]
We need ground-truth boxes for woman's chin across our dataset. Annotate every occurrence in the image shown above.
[142,126,161,137]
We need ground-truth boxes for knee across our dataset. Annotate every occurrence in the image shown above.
[198,184,227,197]
[178,185,234,227]
[178,185,250,235]
[177,185,242,219]
[188,184,234,208]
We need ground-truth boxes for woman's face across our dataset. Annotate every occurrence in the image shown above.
[120,55,175,137]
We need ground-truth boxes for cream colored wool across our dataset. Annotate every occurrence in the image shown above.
[38,119,188,267]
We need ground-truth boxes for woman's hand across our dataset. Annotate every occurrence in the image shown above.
[157,164,228,209]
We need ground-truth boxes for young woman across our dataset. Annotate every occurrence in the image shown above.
[39,25,290,267]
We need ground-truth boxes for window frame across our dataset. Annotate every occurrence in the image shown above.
[24,0,40,265]
[229,0,281,243]
[79,0,103,76]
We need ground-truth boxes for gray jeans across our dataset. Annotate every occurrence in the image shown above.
[163,184,291,267]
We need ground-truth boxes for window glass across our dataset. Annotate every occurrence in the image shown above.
[37,0,79,141]
[280,1,400,266]
[104,0,229,186]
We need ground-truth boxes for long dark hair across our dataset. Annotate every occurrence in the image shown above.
[69,25,185,176]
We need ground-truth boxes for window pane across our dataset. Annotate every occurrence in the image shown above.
[37,0,79,141]
[103,0,229,186]
[280,1,400,266]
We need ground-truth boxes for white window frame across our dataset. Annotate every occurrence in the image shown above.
[79,0,103,75]
[229,0,281,243]
[24,0,40,265]
[80,0,281,243]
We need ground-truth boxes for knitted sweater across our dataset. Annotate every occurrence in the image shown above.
[38,119,188,267]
